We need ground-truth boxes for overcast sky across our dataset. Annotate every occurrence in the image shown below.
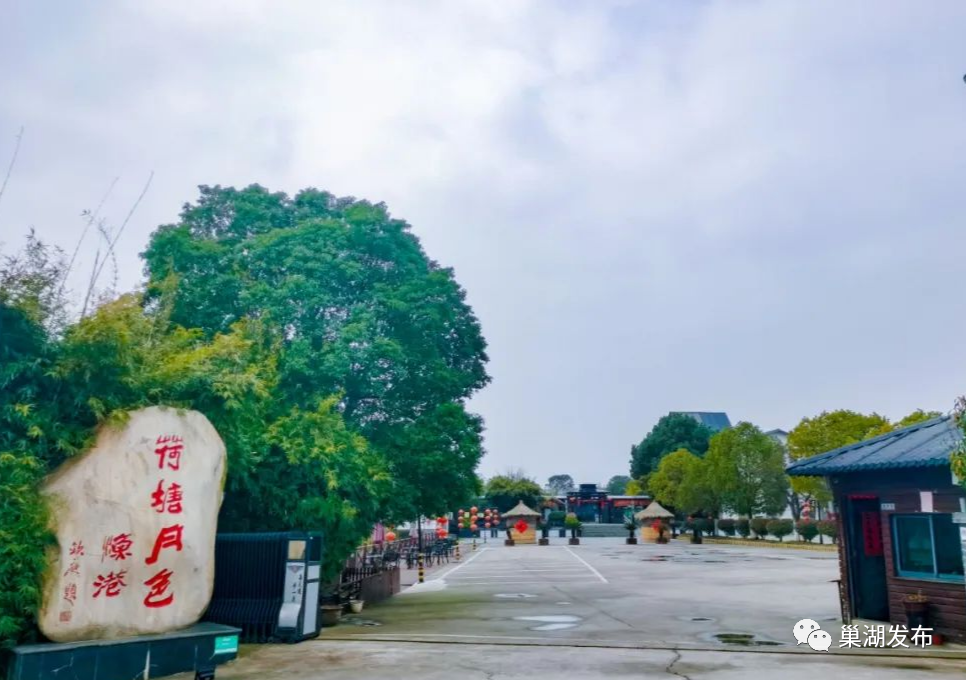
[2,1,965,486]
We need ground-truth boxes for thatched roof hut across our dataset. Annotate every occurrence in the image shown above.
[504,500,541,518]
[634,500,673,521]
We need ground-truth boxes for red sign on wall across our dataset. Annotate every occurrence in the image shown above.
[861,511,883,557]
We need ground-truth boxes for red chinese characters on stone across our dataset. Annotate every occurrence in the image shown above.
[92,570,128,598]
[151,480,184,514]
[143,568,175,608]
[59,611,72,623]
[63,583,77,607]
[63,562,80,578]
[154,435,184,471]
[145,524,184,565]
[69,540,85,557]
[102,533,134,562]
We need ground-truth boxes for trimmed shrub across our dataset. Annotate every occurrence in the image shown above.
[817,519,839,543]
[750,517,769,539]
[736,518,751,538]
[548,510,566,527]
[796,519,819,542]
[766,518,794,542]
[717,518,736,536]
[694,518,714,536]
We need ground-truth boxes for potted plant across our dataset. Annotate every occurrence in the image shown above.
[539,522,550,546]
[349,599,365,614]
[624,517,638,545]
[565,513,582,545]
[902,590,930,630]
[319,581,343,627]
[688,516,703,544]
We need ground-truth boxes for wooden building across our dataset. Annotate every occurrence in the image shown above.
[565,484,651,523]
[787,415,966,642]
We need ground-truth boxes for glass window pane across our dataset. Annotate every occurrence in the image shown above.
[895,515,935,575]
[933,514,964,577]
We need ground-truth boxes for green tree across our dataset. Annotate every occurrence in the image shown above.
[483,475,544,513]
[787,410,891,511]
[648,448,700,509]
[624,478,645,495]
[630,413,713,478]
[606,475,631,495]
[141,185,490,520]
[547,474,575,495]
[647,449,721,516]
[706,422,788,517]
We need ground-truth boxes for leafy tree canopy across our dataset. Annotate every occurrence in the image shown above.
[606,475,631,495]
[142,185,490,520]
[483,474,544,513]
[630,413,713,478]
[547,474,575,494]
[624,478,645,496]
[647,449,699,509]
[786,409,941,505]
[705,422,788,518]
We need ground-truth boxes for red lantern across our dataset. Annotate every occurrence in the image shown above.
[458,509,465,516]
[484,522,491,529]
[385,530,397,542]
[470,524,478,531]
[471,506,478,514]
[437,516,447,525]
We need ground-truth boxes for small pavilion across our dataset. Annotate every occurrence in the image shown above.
[636,501,674,542]
[504,500,541,544]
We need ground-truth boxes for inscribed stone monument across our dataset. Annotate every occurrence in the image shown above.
[38,406,227,642]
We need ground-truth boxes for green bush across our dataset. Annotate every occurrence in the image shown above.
[548,510,566,527]
[717,519,736,536]
[750,517,769,539]
[736,518,751,538]
[817,519,839,542]
[766,518,794,542]
[694,518,714,536]
[0,454,53,655]
[796,519,819,542]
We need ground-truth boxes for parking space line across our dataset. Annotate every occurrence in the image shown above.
[563,546,608,583]
[434,546,488,581]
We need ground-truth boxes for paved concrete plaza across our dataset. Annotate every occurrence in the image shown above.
[206,538,966,679]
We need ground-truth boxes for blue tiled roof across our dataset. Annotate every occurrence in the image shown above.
[786,415,962,476]
[672,411,732,432]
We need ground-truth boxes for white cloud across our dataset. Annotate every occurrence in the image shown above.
[2,0,965,484]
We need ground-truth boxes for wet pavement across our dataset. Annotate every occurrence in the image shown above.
[202,538,966,679]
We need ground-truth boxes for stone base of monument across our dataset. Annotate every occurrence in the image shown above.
[6,622,241,680]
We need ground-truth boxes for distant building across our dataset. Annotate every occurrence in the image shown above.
[765,428,789,448]
[671,411,732,432]
[565,483,650,524]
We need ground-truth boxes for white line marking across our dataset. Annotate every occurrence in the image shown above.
[563,546,608,583]
[446,573,590,579]
[433,547,488,580]
[437,581,604,586]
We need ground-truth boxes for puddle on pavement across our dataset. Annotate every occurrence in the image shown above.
[679,616,714,622]
[555,601,572,605]
[704,632,783,647]
[514,614,583,632]
[342,617,382,627]
[494,593,537,599]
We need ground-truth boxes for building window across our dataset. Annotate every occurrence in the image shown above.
[892,513,964,581]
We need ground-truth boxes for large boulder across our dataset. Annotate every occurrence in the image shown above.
[39,406,227,642]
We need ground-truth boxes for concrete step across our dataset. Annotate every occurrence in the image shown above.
[579,523,630,537]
